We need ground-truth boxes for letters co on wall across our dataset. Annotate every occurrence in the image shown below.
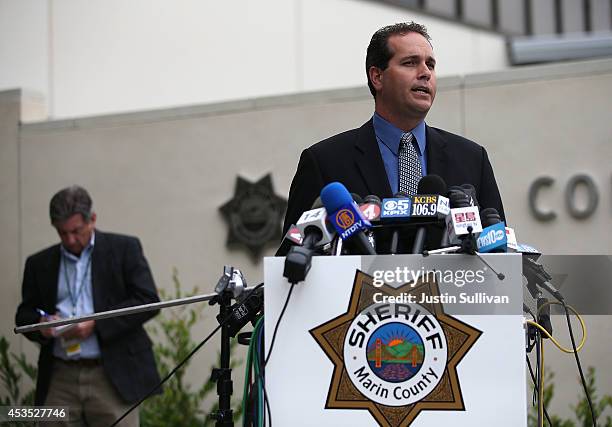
[528,174,609,221]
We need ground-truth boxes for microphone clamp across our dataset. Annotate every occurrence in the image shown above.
[213,265,247,299]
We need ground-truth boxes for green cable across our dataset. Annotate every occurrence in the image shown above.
[241,326,254,427]
[255,352,263,427]
[242,316,264,427]
[252,317,264,427]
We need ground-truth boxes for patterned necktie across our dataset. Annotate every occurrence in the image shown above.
[398,132,422,196]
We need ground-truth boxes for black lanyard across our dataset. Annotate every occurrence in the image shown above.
[62,254,92,316]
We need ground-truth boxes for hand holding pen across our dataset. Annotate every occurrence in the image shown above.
[36,308,59,338]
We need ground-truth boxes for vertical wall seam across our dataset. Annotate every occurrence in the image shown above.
[295,0,304,92]
[554,0,563,34]
[47,0,54,118]
[16,93,23,354]
[583,0,592,32]
[490,0,500,30]
[460,75,466,137]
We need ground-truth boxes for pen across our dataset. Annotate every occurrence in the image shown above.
[36,308,50,318]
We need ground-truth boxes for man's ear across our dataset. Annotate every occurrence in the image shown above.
[368,66,383,92]
[89,212,97,225]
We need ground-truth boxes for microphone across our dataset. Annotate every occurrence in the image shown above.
[445,186,483,254]
[277,224,304,256]
[359,195,382,223]
[381,191,411,254]
[440,188,470,248]
[283,201,336,284]
[448,184,478,207]
[523,257,564,301]
[310,196,323,209]
[515,243,541,257]
[360,195,382,251]
[447,187,471,208]
[476,208,507,253]
[351,193,364,204]
[320,182,376,255]
[295,206,335,249]
[461,184,478,207]
[411,175,448,254]
[504,226,519,251]
[281,224,304,246]
[512,241,557,337]
[506,230,542,259]
[277,196,324,255]
[480,207,502,227]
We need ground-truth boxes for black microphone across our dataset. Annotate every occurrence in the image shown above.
[283,235,317,284]
[449,184,477,207]
[460,183,478,207]
[440,188,470,247]
[480,207,502,227]
[283,199,336,283]
[523,257,564,302]
[388,191,410,254]
[448,188,471,208]
[350,193,364,204]
[412,175,448,254]
[445,186,483,254]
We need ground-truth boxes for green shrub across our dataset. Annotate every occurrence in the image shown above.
[140,268,243,426]
[528,366,612,427]
[0,336,37,426]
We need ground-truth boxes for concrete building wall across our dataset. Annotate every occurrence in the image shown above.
[464,61,612,253]
[2,57,611,419]
[0,0,507,119]
[0,90,22,353]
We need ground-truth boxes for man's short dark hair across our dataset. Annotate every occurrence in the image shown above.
[49,185,93,224]
[366,22,432,97]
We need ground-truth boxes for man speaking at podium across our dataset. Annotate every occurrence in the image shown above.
[282,22,505,250]
[15,186,161,427]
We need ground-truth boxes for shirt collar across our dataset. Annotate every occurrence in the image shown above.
[61,230,96,261]
[373,112,427,156]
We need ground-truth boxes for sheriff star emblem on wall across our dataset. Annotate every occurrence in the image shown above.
[220,174,286,260]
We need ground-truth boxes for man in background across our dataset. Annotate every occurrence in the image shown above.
[16,185,161,426]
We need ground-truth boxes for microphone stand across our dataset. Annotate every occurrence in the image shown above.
[208,266,261,427]
[524,284,546,426]
[209,289,235,426]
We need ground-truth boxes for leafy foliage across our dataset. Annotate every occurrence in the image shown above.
[0,336,37,426]
[572,367,612,427]
[140,268,243,426]
[528,366,612,427]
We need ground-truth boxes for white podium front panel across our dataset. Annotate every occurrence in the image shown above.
[264,254,526,427]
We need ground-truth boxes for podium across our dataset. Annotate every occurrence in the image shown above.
[264,254,527,427]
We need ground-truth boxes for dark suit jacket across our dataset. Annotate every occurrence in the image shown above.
[281,119,505,253]
[15,231,162,405]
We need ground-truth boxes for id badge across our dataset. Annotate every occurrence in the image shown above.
[60,337,82,357]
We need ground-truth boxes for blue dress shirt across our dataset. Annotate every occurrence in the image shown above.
[53,232,101,359]
[373,112,428,195]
